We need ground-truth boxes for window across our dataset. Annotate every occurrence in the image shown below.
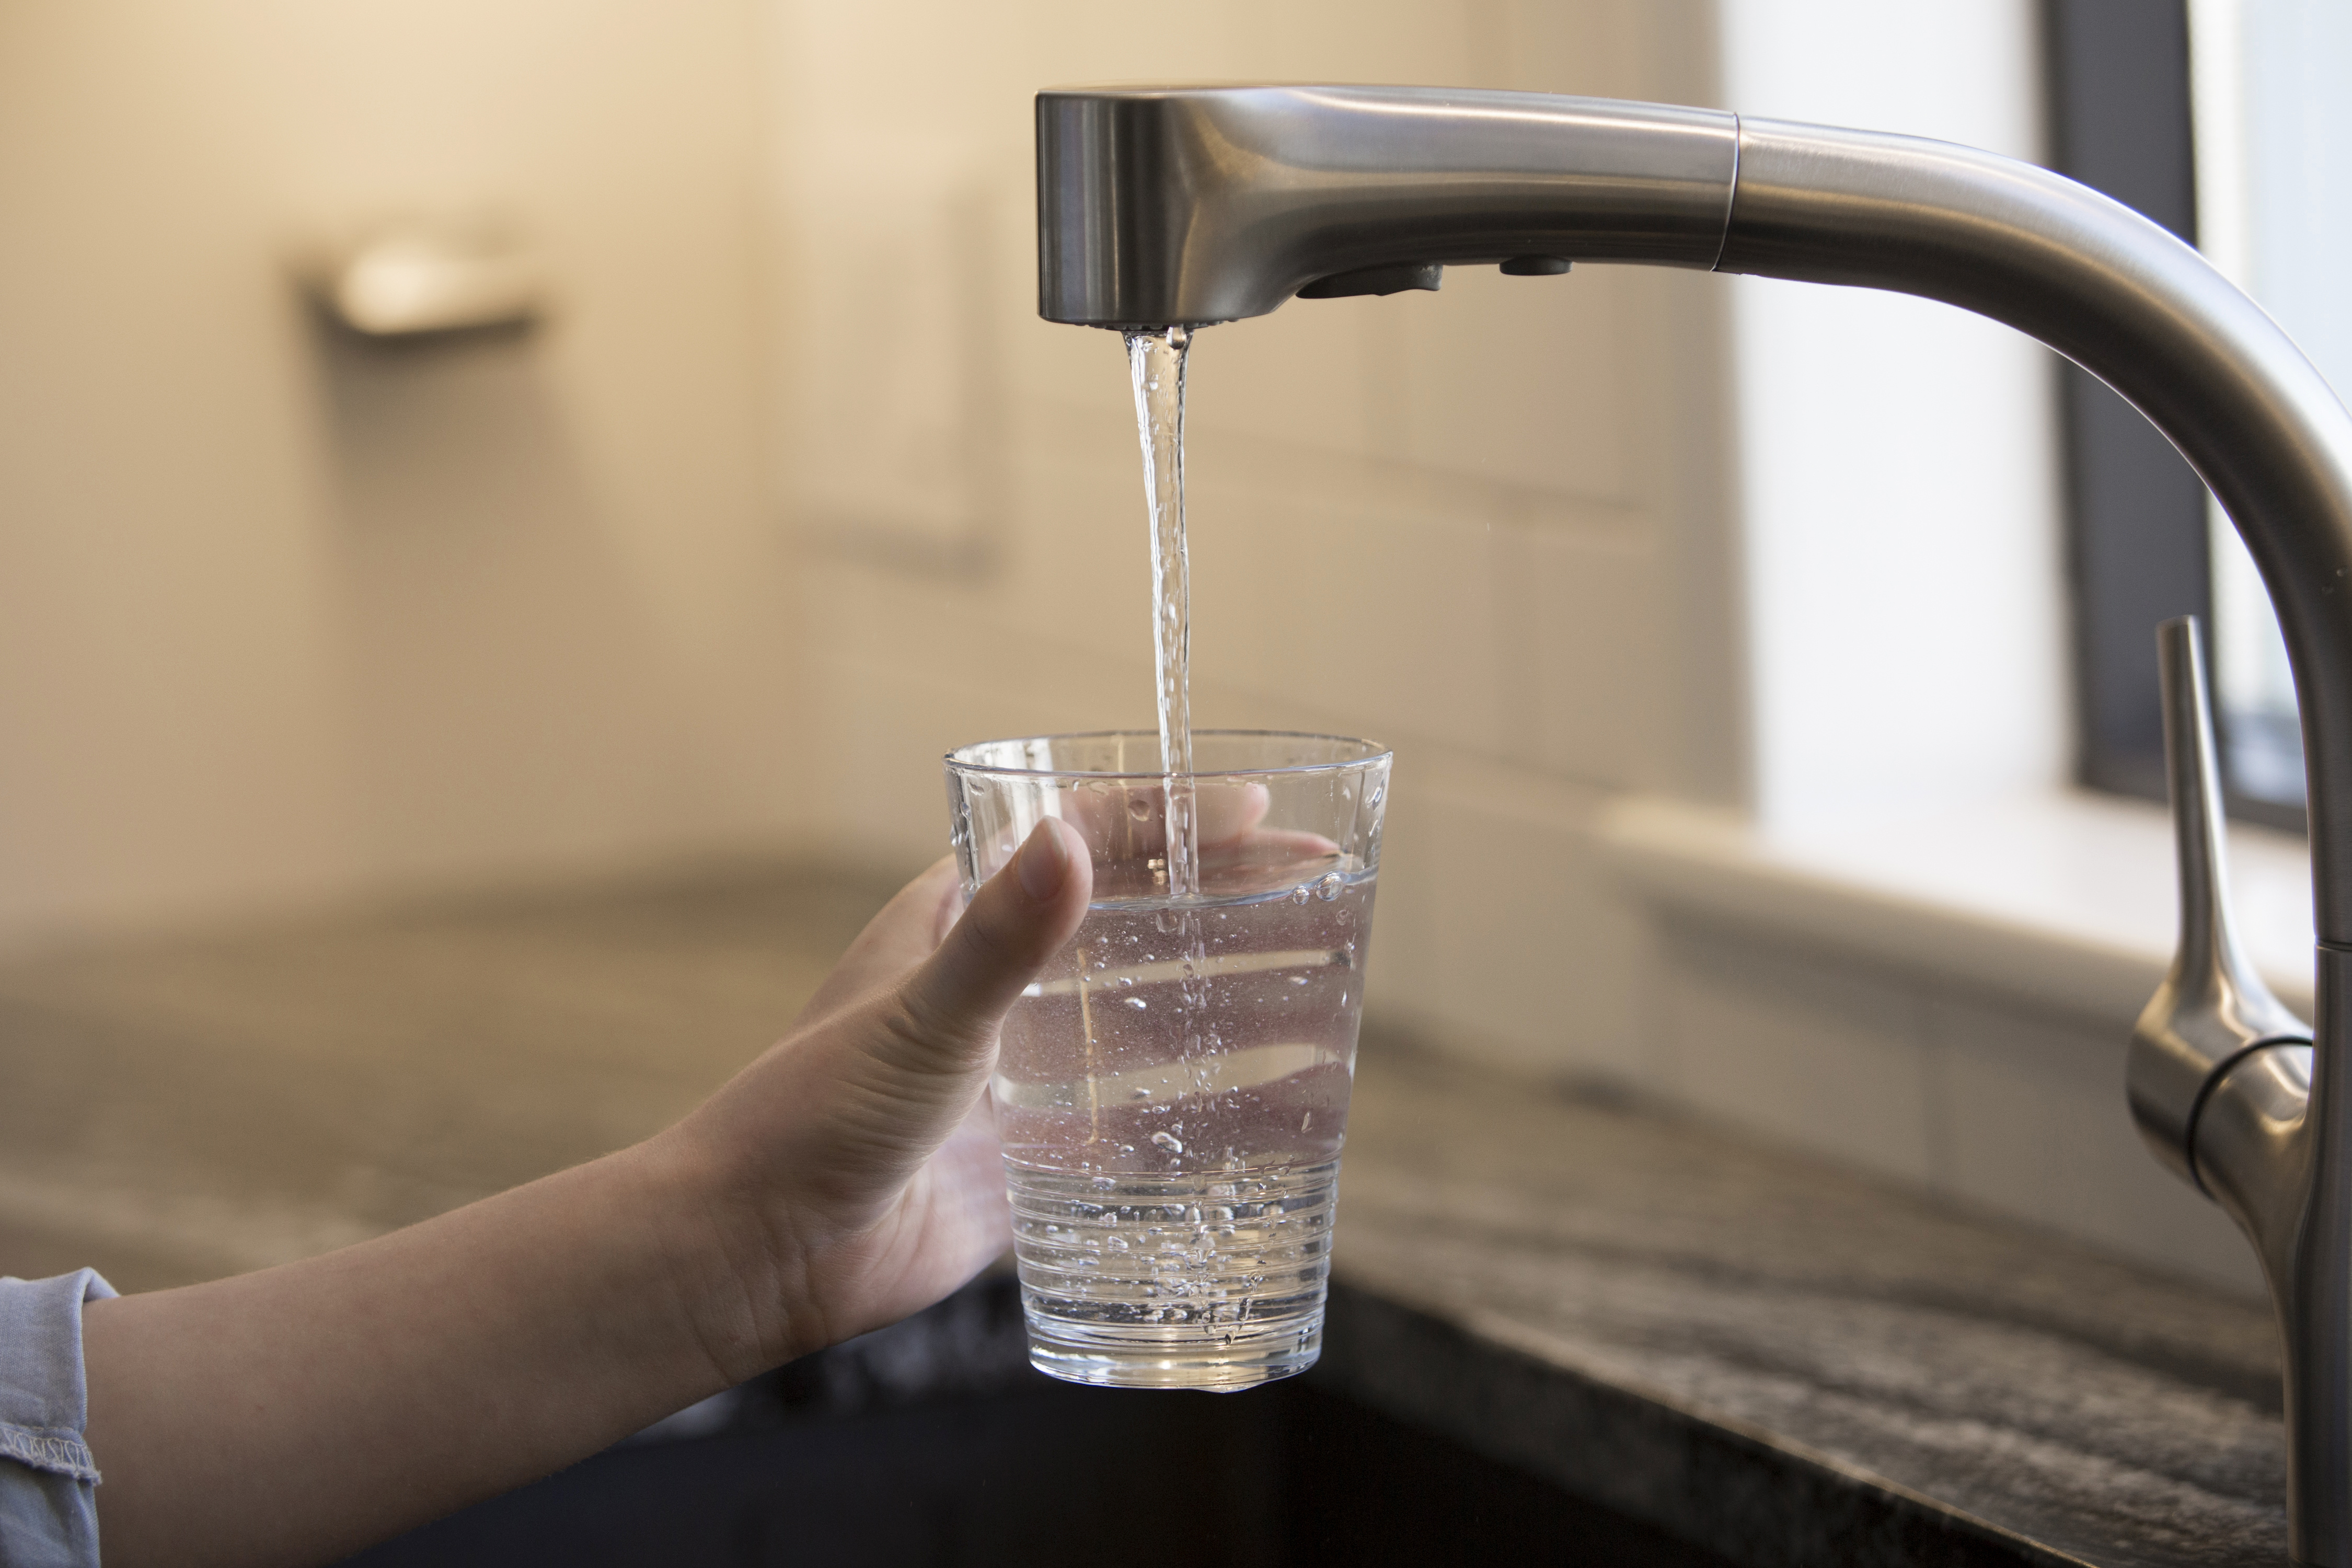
[2188,0,2352,823]
[2047,0,2347,834]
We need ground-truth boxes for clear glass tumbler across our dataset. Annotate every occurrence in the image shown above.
[946,730,1391,1391]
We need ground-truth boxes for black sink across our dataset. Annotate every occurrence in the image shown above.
[343,1275,1735,1567]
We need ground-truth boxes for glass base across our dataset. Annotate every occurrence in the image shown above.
[1007,1158,1338,1392]
[1024,1311,1322,1391]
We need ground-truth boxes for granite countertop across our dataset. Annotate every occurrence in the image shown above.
[0,866,2288,1565]
[1330,1051,2284,1567]
[0,866,893,1290]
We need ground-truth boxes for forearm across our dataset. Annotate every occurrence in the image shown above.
[81,1129,776,1568]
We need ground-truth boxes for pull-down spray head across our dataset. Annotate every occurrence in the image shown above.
[1035,86,1735,327]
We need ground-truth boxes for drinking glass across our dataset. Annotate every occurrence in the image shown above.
[945,730,1391,1391]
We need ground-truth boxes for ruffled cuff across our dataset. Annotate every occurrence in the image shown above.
[0,1270,117,1568]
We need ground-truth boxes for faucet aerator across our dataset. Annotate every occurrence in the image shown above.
[1295,262,1444,299]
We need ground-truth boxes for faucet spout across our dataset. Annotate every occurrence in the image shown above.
[1036,84,2352,1565]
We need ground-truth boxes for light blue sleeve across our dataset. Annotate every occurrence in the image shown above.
[0,1271,114,1568]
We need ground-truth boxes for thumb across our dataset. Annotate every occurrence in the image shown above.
[882,817,1091,1076]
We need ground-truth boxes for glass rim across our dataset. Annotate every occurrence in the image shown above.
[944,728,1390,782]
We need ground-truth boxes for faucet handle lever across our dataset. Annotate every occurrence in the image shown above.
[2128,616,2311,1189]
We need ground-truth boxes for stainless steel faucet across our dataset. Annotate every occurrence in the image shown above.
[1035,84,2352,1564]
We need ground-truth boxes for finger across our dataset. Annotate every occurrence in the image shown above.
[1196,781,1272,847]
[1069,779,1273,859]
[1199,825,1342,872]
[883,818,1091,1074]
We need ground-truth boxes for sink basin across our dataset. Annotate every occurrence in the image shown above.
[342,1274,1735,1567]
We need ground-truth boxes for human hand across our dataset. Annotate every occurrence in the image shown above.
[76,805,1359,1568]
[657,817,1092,1373]
[78,818,1097,1568]
[1054,779,1341,894]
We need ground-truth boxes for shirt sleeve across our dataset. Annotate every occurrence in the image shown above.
[0,1271,115,1568]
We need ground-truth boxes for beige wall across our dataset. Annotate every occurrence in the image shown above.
[0,1,792,947]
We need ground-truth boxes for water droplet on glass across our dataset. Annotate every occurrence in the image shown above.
[1316,872,1344,901]
[1151,1131,1184,1154]
[1126,794,1152,821]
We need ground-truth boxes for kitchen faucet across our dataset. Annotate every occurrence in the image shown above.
[1034,85,2352,1564]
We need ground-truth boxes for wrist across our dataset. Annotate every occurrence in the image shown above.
[626,1122,825,1386]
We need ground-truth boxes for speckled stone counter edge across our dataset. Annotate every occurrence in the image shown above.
[1318,1283,2094,1568]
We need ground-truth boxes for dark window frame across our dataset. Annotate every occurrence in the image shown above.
[2042,0,2307,833]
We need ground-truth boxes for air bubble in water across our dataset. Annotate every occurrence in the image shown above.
[1316,872,1343,901]
[1124,996,1148,1010]
[1151,1131,1185,1154]
[1127,794,1152,821]
[1289,885,1311,906]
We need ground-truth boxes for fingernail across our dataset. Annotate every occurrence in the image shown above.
[1017,820,1069,902]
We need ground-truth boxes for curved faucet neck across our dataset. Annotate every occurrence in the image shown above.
[1715,118,2352,945]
